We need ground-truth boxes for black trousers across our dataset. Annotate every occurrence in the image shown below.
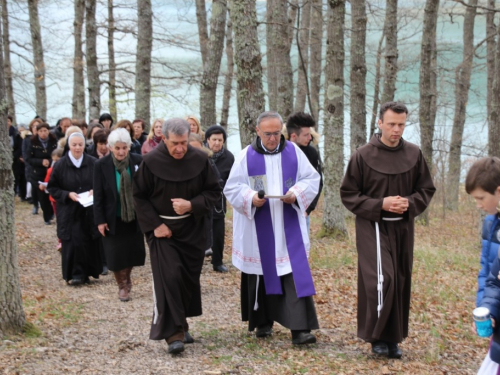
[36,188,53,222]
[211,216,225,266]
[29,178,40,208]
[14,168,26,199]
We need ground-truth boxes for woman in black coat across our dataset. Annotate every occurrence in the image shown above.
[26,122,58,224]
[93,128,146,301]
[48,132,101,285]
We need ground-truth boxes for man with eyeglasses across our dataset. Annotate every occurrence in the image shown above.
[224,111,321,345]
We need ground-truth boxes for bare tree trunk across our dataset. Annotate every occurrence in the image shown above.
[381,0,398,104]
[27,0,47,120]
[369,33,384,136]
[200,0,227,129]
[135,0,153,127]
[294,0,311,113]
[230,0,265,148]
[309,0,323,123]
[86,0,100,121]
[195,0,209,68]
[322,0,346,238]
[287,0,299,48]
[266,0,294,119]
[487,0,499,157]
[447,0,478,210]
[419,0,439,170]
[72,0,85,119]
[418,0,440,225]
[108,0,117,122]
[2,0,15,123]
[349,0,367,155]
[0,14,26,336]
[220,11,234,130]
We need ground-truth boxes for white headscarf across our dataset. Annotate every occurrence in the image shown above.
[68,132,85,168]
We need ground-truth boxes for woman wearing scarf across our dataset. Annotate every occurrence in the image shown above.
[48,132,101,285]
[204,125,235,273]
[93,128,145,301]
[26,122,58,224]
[141,118,164,155]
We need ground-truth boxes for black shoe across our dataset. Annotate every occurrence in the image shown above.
[213,264,228,273]
[387,342,402,359]
[101,265,109,276]
[44,221,51,225]
[371,341,389,356]
[70,278,84,286]
[292,331,316,345]
[26,198,33,204]
[184,331,194,344]
[256,324,273,338]
[168,340,185,354]
[32,207,38,215]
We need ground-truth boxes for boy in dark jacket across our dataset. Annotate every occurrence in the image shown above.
[465,157,500,373]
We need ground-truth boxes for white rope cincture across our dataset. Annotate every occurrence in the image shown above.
[375,222,384,318]
[254,276,260,311]
[152,278,159,324]
[159,214,191,220]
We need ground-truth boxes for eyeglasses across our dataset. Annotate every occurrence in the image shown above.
[261,131,281,139]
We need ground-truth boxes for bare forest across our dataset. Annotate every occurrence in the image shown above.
[1,0,499,373]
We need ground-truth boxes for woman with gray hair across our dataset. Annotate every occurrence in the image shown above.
[93,128,146,301]
[48,132,101,285]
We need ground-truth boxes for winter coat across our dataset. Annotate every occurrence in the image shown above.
[10,126,24,175]
[50,125,65,141]
[211,148,234,219]
[26,134,58,182]
[21,132,32,180]
[477,215,500,306]
[47,154,98,241]
[479,256,500,363]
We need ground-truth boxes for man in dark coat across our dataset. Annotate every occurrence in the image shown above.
[50,117,71,141]
[204,125,235,273]
[340,101,436,359]
[8,116,27,200]
[286,112,323,231]
[133,118,221,355]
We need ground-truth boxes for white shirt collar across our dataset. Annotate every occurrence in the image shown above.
[68,152,83,168]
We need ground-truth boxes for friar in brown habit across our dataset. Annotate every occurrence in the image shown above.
[133,118,221,355]
[340,101,435,359]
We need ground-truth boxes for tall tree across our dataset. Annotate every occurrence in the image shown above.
[220,10,234,130]
[294,0,311,113]
[349,0,367,154]
[1,0,15,123]
[369,33,385,136]
[230,0,265,147]
[419,0,439,170]
[418,0,440,225]
[381,0,398,103]
[309,0,323,123]
[108,0,117,122]
[447,0,478,210]
[27,0,47,120]
[0,13,26,336]
[488,0,500,157]
[200,0,227,129]
[195,0,209,68]
[72,0,85,120]
[266,0,294,119]
[86,0,100,121]
[135,0,153,126]
[322,0,346,238]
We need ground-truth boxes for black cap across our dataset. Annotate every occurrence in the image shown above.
[204,125,227,143]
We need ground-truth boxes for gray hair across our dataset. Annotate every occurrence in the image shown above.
[256,111,283,128]
[162,118,190,139]
[107,128,131,148]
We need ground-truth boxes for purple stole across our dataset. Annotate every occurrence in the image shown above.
[246,141,316,298]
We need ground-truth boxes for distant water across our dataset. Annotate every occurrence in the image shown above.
[9,0,490,160]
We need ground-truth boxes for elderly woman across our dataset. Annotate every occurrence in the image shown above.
[141,118,164,155]
[93,128,145,301]
[48,132,101,285]
[26,122,58,224]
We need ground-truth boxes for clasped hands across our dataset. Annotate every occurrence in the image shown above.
[252,191,296,208]
[382,195,409,214]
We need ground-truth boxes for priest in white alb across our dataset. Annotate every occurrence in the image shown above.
[224,111,320,345]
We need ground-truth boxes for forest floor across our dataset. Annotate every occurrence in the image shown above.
[0,196,490,374]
